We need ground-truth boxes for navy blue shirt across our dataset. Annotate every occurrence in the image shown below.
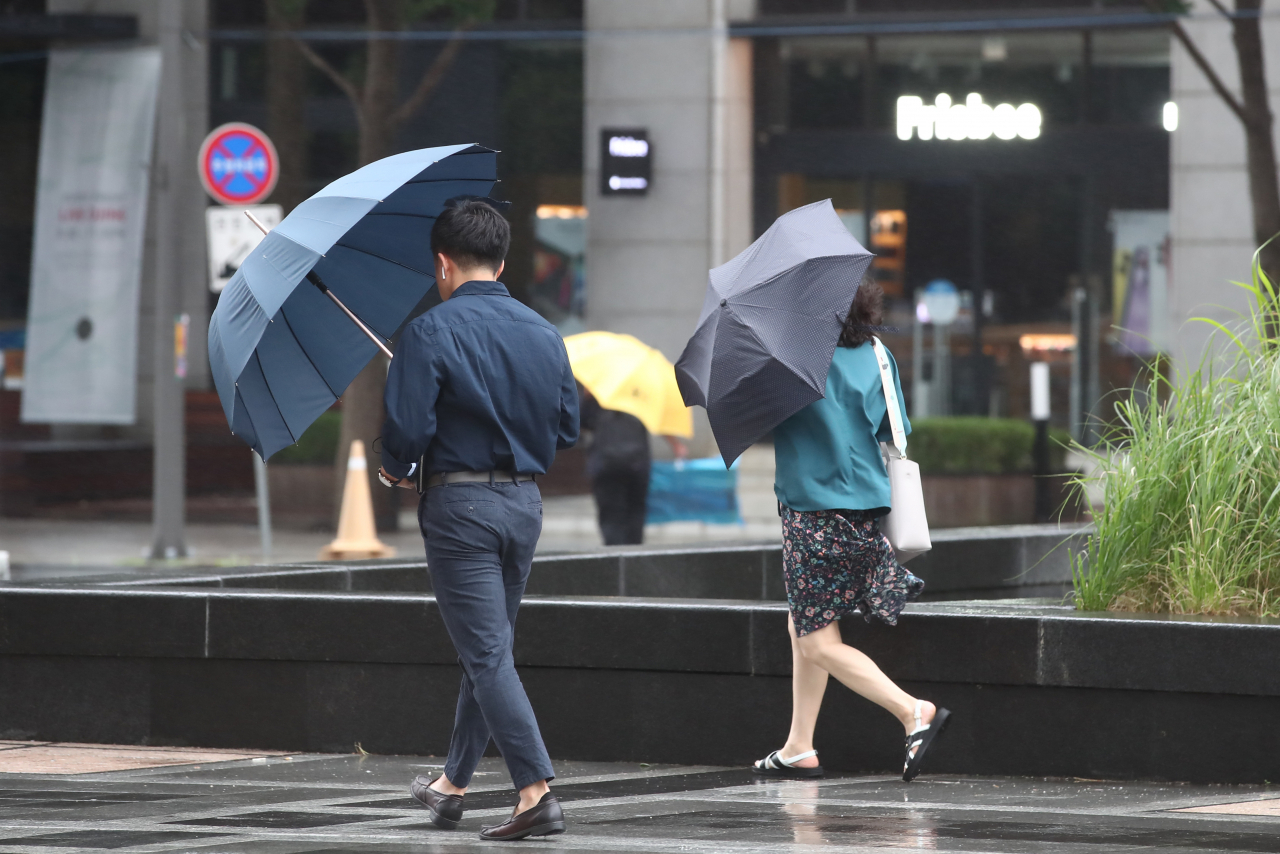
[381,280,580,478]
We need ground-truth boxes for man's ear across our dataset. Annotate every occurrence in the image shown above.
[494,260,505,280]
[436,252,450,277]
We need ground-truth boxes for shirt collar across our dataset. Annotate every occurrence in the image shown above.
[453,280,510,298]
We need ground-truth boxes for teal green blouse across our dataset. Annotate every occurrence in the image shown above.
[772,342,911,513]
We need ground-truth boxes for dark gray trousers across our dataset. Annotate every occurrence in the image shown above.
[418,480,554,790]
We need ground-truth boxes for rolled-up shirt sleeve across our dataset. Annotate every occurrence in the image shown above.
[381,325,443,478]
[556,345,580,450]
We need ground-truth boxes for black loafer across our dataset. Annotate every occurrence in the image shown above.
[410,775,464,830]
[479,792,565,841]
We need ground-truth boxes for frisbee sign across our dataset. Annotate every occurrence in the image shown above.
[197,122,279,205]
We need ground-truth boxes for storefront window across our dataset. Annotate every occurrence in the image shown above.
[757,25,1171,434]
[530,205,587,329]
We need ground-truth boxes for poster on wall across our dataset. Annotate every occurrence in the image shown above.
[1110,210,1170,357]
[21,47,161,424]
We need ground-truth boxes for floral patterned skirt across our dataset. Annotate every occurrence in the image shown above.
[781,506,924,637]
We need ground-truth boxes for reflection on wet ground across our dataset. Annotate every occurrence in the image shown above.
[0,751,1276,852]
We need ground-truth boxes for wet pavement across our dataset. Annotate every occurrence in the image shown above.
[0,496,781,580]
[0,746,1277,852]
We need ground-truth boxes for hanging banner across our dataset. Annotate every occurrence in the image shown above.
[21,47,161,424]
[1110,210,1171,357]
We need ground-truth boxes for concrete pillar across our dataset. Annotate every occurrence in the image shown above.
[47,0,209,441]
[50,0,207,553]
[583,0,754,363]
[1170,7,1280,376]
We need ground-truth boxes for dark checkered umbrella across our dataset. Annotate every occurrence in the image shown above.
[675,200,874,466]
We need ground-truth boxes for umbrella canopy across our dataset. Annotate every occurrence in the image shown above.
[675,199,873,465]
[564,331,693,439]
[208,144,496,459]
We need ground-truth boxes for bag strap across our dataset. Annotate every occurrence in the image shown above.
[871,336,907,457]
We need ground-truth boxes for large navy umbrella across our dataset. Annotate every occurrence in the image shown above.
[675,200,874,466]
[208,143,496,459]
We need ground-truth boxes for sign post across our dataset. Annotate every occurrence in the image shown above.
[1030,361,1052,522]
[921,279,959,418]
[198,123,280,559]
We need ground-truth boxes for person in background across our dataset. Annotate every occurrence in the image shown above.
[750,277,951,783]
[579,386,686,546]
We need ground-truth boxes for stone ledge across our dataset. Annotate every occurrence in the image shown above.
[1,582,1278,782]
[22,523,1087,602]
[1,587,1276,697]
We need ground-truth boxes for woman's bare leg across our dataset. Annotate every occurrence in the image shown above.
[795,620,935,734]
[780,614,827,767]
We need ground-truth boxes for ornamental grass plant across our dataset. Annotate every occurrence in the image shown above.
[1071,253,1280,618]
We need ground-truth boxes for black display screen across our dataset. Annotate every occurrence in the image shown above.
[600,128,651,196]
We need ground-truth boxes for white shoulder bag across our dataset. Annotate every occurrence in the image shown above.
[871,337,931,562]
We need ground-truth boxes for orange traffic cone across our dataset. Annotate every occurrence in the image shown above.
[319,440,396,560]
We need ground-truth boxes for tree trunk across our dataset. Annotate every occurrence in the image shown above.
[1233,0,1280,329]
[332,1,406,532]
[266,1,309,214]
[328,0,475,531]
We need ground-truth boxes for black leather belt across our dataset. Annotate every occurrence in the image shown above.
[424,470,536,489]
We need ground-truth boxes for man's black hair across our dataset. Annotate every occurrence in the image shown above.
[431,196,511,273]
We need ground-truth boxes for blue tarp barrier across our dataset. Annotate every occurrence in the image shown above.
[646,457,742,525]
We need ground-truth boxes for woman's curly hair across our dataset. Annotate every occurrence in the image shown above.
[837,275,884,348]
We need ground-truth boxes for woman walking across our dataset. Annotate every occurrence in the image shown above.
[752,278,950,783]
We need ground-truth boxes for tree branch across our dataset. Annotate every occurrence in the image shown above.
[390,25,472,126]
[1170,18,1250,123]
[293,37,362,113]
[1203,0,1232,20]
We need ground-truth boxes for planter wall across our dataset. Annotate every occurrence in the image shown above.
[0,584,1275,784]
[69,523,1087,602]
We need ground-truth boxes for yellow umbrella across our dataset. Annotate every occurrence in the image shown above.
[564,331,694,439]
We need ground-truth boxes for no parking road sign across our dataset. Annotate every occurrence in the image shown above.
[198,122,279,206]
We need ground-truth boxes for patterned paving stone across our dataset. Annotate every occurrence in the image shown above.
[0,743,282,775]
[1175,797,1280,818]
[0,752,1277,852]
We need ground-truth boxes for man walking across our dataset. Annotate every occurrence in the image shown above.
[378,197,579,841]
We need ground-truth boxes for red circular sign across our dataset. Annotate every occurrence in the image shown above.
[197,122,279,205]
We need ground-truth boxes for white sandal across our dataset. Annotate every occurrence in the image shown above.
[752,749,824,779]
[902,699,951,782]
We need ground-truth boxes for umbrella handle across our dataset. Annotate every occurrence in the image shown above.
[244,211,394,361]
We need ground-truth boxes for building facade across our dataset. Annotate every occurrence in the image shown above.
[0,0,1274,469]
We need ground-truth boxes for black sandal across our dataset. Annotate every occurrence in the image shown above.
[752,749,824,779]
[902,700,951,782]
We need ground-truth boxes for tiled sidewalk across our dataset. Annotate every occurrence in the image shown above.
[0,743,282,775]
[0,743,1276,852]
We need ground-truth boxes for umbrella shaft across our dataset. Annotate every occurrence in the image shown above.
[306,271,394,361]
[325,288,394,361]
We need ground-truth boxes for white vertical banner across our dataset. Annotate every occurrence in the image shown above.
[1110,210,1171,357]
[21,47,161,424]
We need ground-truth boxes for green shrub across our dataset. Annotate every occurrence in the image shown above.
[271,409,342,465]
[1070,252,1280,618]
[908,417,1070,475]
